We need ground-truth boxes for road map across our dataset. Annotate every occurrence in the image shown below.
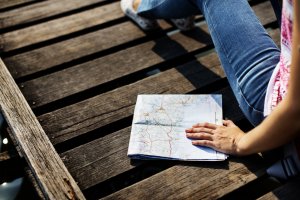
[128,95,227,161]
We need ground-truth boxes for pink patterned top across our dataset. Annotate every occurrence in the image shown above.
[264,0,293,116]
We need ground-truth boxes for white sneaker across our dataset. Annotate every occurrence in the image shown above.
[171,16,195,31]
[121,0,159,31]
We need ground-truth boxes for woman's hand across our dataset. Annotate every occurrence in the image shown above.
[185,120,246,155]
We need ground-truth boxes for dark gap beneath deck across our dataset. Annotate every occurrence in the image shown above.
[0,157,41,200]
[0,128,40,200]
[0,0,119,34]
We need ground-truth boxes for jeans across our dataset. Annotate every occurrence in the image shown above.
[138,0,281,126]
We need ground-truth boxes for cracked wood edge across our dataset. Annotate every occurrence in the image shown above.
[0,58,85,200]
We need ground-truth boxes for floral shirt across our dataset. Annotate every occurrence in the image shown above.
[264,0,293,115]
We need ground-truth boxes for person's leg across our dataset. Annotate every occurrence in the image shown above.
[137,0,280,125]
[137,0,199,19]
[121,0,196,31]
[194,0,280,125]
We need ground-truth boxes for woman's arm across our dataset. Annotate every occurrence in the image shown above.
[237,0,300,155]
[186,1,300,155]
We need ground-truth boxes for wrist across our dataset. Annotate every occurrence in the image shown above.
[235,134,251,156]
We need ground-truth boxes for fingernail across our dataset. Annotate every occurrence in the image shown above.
[185,128,192,132]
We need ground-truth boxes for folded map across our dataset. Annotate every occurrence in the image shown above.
[128,94,227,161]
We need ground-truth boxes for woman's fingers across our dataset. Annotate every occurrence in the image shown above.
[191,140,214,148]
[186,132,213,140]
[185,127,214,134]
[192,122,217,129]
[185,120,246,155]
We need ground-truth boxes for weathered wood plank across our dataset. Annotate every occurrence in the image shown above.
[102,156,267,200]
[0,0,38,10]
[0,0,108,30]
[4,0,275,79]
[258,180,300,200]
[19,24,280,112]
[38,51,224,145]
[0,58,85,199]
[0,2,122,52]
[60,86,243,190]
[61,127,131,190]
[4,21,147,79]
[37,25,279,144]
[20,26,212,108]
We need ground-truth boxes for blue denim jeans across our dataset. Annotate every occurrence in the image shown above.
[138,0,281,126]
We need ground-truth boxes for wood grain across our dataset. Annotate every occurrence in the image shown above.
[4,21,146,79]
[0,0,38,10]
[0,58,85,199]
[102,156,267,200]
[38,51,224,145]
[60,86,243,190]
[0,2,122,52]
[0,1,283,199]
[0,0,107,29]
[20,26,211,108]
[4,1,274,79]
[37,28,278,145]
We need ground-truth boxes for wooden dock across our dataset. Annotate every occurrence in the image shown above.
[1,0,300,199]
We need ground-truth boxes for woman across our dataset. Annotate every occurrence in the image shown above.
[121,0,300,157]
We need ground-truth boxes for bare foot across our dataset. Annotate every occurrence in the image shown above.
[133,0,141,11]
